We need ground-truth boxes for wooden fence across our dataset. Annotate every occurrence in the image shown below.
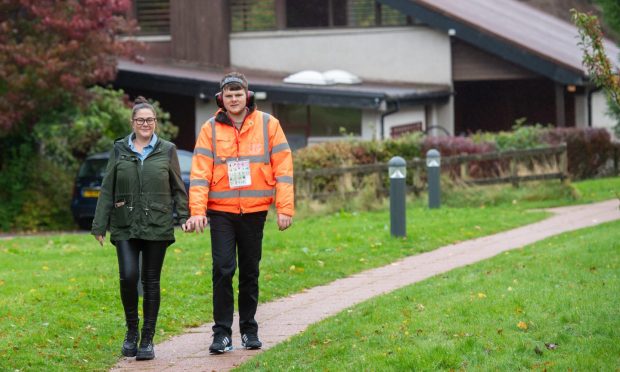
[296,144,568,201]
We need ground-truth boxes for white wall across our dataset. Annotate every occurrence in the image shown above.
[230,27,452,85]
[591,91,617,133]
[360,106,426,140]
[436,96,455,136]
[361,109,379,140]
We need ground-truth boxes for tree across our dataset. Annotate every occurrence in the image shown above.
[572,4,620,136]
[0,0,140,133]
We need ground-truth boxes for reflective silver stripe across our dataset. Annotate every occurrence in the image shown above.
[190,179,209,187]
[194,147,213,158]
[271,143,290,154]
[262,112,270,164]
[276,176,293,184]
[209,189,275,199]
[210,117,216,157]
[215,155,266,165]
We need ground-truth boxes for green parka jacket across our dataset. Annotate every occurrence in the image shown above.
[91,135,189,244]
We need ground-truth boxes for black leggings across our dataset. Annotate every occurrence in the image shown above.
[116,239,168,330]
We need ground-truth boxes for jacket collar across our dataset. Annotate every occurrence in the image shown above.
[115,133,162,151]
[215,101,257,126]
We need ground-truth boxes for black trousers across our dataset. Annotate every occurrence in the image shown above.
[208,210,267,337]
[116,239,168,331]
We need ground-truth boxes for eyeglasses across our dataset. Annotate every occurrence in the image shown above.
[133,117,157,126]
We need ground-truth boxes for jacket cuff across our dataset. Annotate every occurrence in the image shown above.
[277,208,295,217]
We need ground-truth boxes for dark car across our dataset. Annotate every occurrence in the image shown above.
[71,149,193,230]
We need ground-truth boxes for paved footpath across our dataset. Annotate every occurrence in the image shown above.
[112,199,620,372]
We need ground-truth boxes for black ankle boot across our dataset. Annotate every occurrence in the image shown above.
[121,326,139,357]
[135,327,155,360]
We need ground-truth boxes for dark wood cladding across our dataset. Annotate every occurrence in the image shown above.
[171,0,230,67]
[454,79,575,135]
[452,40,537,82]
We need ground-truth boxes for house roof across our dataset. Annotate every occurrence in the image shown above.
[116,59,452,110]
[379,0,620,85]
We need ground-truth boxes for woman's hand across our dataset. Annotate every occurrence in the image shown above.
[95,235,104,246]
[183,215,208,233]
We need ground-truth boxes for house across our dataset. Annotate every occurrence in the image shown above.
[115,0,620,151]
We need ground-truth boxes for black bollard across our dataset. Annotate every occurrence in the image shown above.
[389,156,407,237]
[426,149,441,209]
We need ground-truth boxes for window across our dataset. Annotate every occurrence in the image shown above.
[230,0,411,32]
[231,0,276,32]
[286,0,347,28]
[135,0,170,35]
[274,104,361,138]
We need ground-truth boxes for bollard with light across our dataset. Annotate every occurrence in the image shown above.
[388,156,407,237]
[426,149,441,209]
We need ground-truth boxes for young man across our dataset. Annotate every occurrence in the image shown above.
[184,72,294,354]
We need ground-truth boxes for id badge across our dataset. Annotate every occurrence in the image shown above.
[227,159,252,188]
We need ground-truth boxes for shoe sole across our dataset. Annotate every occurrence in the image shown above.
[135,352,155,360]
[209,346,233,354]
[241,343,262,350]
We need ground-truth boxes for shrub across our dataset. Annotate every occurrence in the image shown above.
[0,87,178,231]
[541,127,613,179]
[35,86,178,170]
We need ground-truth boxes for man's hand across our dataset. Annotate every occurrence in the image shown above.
[277,213,292,231]
[95,235,104,246]
[184,215,208,233]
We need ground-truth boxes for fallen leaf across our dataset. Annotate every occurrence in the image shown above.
[517,321,528,330]
[545,343,558,350]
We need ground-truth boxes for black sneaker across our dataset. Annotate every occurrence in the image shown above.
[209,334,233,354]
[241,333,262,349]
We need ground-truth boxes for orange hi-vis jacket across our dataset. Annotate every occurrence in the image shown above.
[189,107,294,217]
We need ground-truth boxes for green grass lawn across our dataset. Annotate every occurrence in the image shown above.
[0,177,617,371]
[238,220,620,371]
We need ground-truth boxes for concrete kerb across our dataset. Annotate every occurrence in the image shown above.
[111,199,620,372]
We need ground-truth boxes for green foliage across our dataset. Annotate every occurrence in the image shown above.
[493,119,547,150]
[0,135,74,231]
[35,86,178,170]
[0,87,178,231]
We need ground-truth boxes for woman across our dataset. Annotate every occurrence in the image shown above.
[92,97,189,360]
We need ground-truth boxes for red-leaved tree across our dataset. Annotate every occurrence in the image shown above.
[0,0,141,133]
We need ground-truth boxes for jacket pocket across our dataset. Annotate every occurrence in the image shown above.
[211,167,227,186]
[112,201,132,228]
[260,165,276,186]
[215,138,235,157]
[148,201,172,227]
